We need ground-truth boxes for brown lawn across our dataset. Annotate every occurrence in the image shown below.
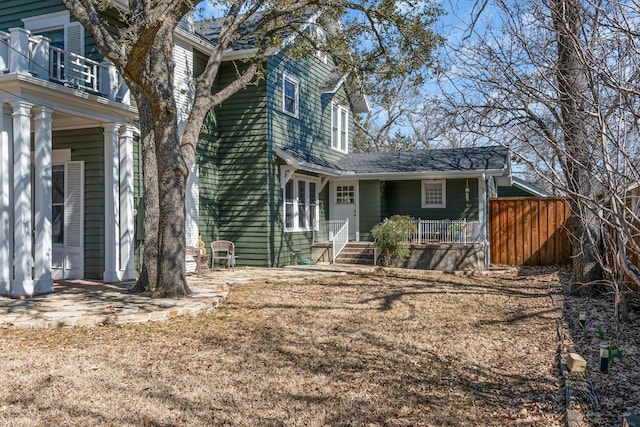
[0,268,565,426]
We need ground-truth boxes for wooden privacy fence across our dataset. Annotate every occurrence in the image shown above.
[489,197,571,266]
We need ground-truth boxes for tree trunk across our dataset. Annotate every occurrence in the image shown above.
[153,114,191,298]
[131,89,159,293]
[551,0,603,292]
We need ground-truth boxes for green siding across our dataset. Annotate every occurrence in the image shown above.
[211,61,270,267]
[52,127,105,279]
[359,180,381,241]
[0,1,67,30]
[380,179,480,222]
[197,109,219,255]
[497,185,534,197]
[266,54,354,164]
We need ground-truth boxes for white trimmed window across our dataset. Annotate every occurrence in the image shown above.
[284,175,319,232]
[283,73,299,117]
[331,103,348,153]
[422,180,446,208]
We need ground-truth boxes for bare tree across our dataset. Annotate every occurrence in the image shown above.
[62,0,443,297]
[434,0,640,325]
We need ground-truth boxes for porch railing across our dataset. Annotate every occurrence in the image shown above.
[409,219,482,244]
[1,28,130,104]
[332,219,349,264]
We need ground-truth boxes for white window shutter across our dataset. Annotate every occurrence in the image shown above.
[64,22,84,86]
[64,161,84,248]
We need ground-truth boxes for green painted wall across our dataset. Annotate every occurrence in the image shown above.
[52,127,105,279]
[211,61,270,267]
[380,178,479,222]
[266,53,353,164]
[197,109,219,254]
[497,185,533,197]
[359,180,381,241]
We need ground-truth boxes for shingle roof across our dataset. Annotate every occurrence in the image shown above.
[336,146,510,174]
[275,145,510,176]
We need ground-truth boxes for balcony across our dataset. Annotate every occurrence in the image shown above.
[0,28,130,104]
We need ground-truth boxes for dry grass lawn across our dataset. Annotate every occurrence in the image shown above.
[0,268,565,426]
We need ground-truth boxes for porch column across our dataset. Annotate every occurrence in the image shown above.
[9,28,30,74]
[119,125,136,280]
[33,106,53,293]
[478,176,489,266]
[11,101,34,296]
[0,105,12,294]
[103,123,120,282]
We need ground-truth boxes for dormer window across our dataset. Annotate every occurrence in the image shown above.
[283,73,299,117]
[331,103,348,153]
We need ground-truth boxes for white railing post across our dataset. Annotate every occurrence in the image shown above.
[100,61,118,100]
[9,28,30,74]
[30,35,50,79]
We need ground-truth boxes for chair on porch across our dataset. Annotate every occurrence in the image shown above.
[186,236,210,276]
[210,240,236,271]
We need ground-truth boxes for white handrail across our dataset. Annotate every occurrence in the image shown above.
[409,219,480,244]
[332,218,349,263]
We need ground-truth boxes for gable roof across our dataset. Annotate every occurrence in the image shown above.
[276,145,512,178]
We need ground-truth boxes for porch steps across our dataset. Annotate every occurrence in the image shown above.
[336,242,376,266]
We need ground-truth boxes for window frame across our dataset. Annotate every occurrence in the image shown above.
[283,174,320,232]
[331,102,349,153]
[421,179,446,208]
[282,73,299,118]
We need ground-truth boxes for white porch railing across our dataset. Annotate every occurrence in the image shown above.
[332,219,349,264]
[0,29,130,104]
[409,219,482,244]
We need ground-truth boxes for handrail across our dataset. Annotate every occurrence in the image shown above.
[49,45,103,93]
[332,218,349,264]
[410,219,480,244]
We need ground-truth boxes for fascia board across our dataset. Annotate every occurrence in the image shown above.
[329,168,507,182]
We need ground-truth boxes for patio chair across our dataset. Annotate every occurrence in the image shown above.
[210,240,236,271]
[186,236,210,276]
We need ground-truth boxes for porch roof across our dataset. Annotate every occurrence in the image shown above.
[275,145,512,179]
[336,146,510,176]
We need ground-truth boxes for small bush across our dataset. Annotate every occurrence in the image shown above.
[371,215,416,267]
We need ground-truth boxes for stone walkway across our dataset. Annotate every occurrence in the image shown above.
[0,264,374,329]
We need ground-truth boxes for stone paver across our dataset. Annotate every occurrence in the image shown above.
[0,264,374,329]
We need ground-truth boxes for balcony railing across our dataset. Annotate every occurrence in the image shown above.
[409,219,482,244]
[1,28,130,104]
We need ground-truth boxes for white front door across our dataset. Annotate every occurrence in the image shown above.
[331,181,358,241]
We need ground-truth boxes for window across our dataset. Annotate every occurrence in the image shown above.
[336,185,355,204]
[331,103,348,153]
[52,165,65,244]
[283,73,299,117]
[422,180,446,208]
[284,175,319,232]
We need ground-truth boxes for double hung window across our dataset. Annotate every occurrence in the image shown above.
[284,176,319,232]
[331,103,348,153]
[283,73,299,117]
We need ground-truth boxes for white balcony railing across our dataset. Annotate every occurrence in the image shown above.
[1,28,130,104]
[409,219,482,244]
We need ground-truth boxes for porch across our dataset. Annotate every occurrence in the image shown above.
[0,28,137,297]
[313,218,486,270]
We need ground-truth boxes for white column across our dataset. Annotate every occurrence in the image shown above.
[9,28,30,74]
[478,175,489,267]
[103,124,120,282]
[33,106,53,293]
[0,105,12,294]
[119,125,136,280]
[11,101,34,296]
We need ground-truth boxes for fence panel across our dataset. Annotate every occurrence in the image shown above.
[489,197,571,266]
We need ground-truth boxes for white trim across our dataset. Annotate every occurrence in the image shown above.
[23,11,70,32]
[282,172,320,232]
[421,179,446,208]
[282,73,299,118]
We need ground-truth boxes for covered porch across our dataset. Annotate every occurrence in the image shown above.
[0,28,138,296]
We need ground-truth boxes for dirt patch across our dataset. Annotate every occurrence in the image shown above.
[0,267,571,426]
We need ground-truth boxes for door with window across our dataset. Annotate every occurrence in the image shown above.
[331,181,358,241]
[51,161,84,279]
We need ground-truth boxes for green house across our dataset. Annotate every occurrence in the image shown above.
[191,18,514,269]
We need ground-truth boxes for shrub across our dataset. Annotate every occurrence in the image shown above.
[371,215,416,267]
